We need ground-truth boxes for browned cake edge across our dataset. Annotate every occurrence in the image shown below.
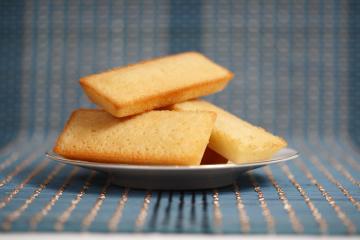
[170,101,288,162]
[53,109,217,165]
[81,74,232,117]
[79,52,234,117]
[53,109,84,155]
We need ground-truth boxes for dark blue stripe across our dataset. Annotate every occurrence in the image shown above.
[29,0,39,138]
[107,0,113,67]
[258,0,264,125]
[45,0,54,136]
[212,0,219,104]
[137,0,144,60]
[0,0,25,146]
[272,0,279,133]
[92,0,98,72]
[348,0,360,147]
[303,0,309,140]
[123,0,128,63]
[76,0,84,107]
[288,0,294,138]
[317,0,325,138]
[243,0,249,118]
[169,0,202,53]
[227,0,234,111]
[332,0,339,137]
[154,0,159,54]
[61,0,69,125]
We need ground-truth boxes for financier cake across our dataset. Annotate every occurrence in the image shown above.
[170,100,287,164]
[80,52,233,118]
[53,109,216,165]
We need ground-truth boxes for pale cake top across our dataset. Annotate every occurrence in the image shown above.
[171,99,287,151]
[54,109,216,165]
[80,52,233,106]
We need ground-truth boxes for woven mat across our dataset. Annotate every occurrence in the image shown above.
[0,0,359,235]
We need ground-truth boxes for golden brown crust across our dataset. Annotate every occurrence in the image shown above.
[53,149,200,166]
[114,72,233,109]
[53,109,216,166]
[79,83,119,115]
[53,109,80,154]
[81,74,231,117]
[171,100,287,163]
[53,109,109,154]
[79,52,234,117]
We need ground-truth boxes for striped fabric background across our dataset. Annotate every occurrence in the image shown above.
[0,0,359,235]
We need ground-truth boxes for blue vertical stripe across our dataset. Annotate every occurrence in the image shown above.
[61,0,69,125]
[0,0,24,146]
[137,0,144,59]
[317,0,325,138]
[92,0,98,72]
[227,0,235,112]
[154,0,159,54]
[272,0,278,132]
[243,0,249,118]
[76,0,84,107]
[348,0,360,147]
[303,0,309,140]
[123,0,128,63]
[169,0,202,53]
[45,0,54,137]
[258,0,264,125]
[211,0,219,104]
[107,0,113,67]
[332,0,339,137]
[28,0,39,138]
[288,0,294,138]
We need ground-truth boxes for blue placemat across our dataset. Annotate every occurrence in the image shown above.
[0,0,359,235]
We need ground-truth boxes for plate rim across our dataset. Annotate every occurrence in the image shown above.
[45,148,299,171]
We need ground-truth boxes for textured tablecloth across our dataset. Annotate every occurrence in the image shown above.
[0,0,359,235]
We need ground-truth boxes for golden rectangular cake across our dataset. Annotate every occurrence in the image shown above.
[171,100,287,164]
[80,52,233,117]
[53,109,216,165]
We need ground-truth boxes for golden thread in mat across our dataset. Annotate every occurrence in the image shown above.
[304,141,360,210]
[329,157,360,187]
[309,156,360,211]
[0,152,19,172]
[82,178,112,231]
[233,183,250,233]
[2,164,64,231]
[108,188,129,232]
[212,189,222,233]
[54,171,96,231]
[281,164,328,234]
[264,167,304,234]
[249,173,276,234]
[30,167,79,230]
[312,142,360,188]
[135,191,152,232]
[0,160,49,209]
[295,160,356,234]
[0,151,40,187]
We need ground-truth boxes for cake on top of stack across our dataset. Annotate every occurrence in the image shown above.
[54,52,287,165]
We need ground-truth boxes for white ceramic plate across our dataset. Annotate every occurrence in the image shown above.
[46,148,299,190]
